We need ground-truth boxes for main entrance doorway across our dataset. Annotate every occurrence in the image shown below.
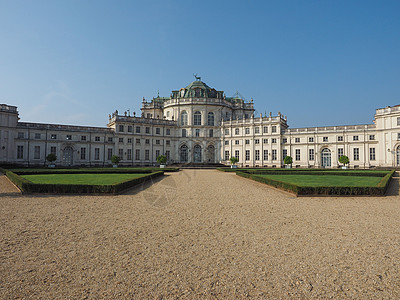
[193,145,202,163]
[321,148,331,168]
[63,146,73,166]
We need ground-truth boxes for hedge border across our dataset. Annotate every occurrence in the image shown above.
[236,170,395,196]
[1,168,164,195]
[9,167,179,175]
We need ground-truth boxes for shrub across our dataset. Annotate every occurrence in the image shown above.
[339,155,349,167]
[284,156,293,166]
[46,154,57,163]
[111,155,121,164]
[229,157,239,165]
[156,155,167,165]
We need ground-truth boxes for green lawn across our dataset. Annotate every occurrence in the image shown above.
[255,174,383,187]
[21,173,148,185]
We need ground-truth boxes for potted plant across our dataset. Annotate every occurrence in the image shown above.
[157,155,167,168]
[339,155,349,169]
[229,156,239,168]
[111,155,120,167]
[283,155,293,168]
[46,153,57,168]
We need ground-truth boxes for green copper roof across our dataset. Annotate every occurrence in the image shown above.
[185,80,212,90]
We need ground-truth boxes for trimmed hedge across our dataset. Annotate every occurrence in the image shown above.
[9,167,179,175]
[2,168,164,195]
[236,170,395,196]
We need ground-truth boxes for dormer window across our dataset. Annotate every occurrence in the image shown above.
[195,89,201,97]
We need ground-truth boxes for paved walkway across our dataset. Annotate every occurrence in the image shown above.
[0,174,21,196]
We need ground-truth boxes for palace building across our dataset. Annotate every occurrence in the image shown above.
[1,78,400,168]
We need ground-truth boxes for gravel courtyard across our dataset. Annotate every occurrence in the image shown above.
[1,170,400,298]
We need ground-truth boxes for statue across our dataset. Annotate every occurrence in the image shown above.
[193,73,201,81]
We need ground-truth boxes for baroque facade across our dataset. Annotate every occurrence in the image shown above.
[1,78,400,168]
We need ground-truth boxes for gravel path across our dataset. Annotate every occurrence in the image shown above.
[0,175,21,196]
[1,169,400,298]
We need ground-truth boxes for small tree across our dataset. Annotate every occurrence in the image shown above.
[229,156,239,166]
[111,155,120,165]
[339,155,349,168]
[46,153,57,164]
[157,155,167,165]
[284,155,293,167]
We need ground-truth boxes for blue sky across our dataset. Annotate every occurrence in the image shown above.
[1,0,399,128]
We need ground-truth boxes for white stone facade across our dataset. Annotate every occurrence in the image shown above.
[0,80,399,168]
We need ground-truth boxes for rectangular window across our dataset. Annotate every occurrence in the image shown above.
[95,136,100,142]
[94,148,100,160]
[209,129,213,137]
[145,149,150,160]
[194,112,202,125]
[119,138,124,143]
[156,128,160,134]
[145,139,150,144]
[128,126,133,132]
[235,140,239,145]
[225,151,230,160]
[323,137,328,142]
[118,149,124,159]
[235,150,239,160]
[155,150,160,160]
[17,145,23,159]
[272,126,277,133]
[81,147,86,160]
[165,150,170,161]
[225,129,229,135]
[235,128,239,135]
[354,148,359,161]
[245,150,250,161]
[272,149,277,161]
[353,136,359,141]
[50,134,57,140]
[118,125,123,132]
[255,139,260,144]
[282,149,287,159]
[136,138,141,144]
[272,138,277,144]
[107,148,113,160]
[135,149,140,160]
[18,132,24,139]
[337,136,343,142]
[255,127,260,134]
[255,150,260,161]
[369,135,375,140]
[50,147,56,155]
[34,146,40,159]
[295,138,300,143]
[224,140,229,145]
[369,148,376,161]
[398,133,400,140]
[245,139,250,144]
[295,149,300,161]
[136,126,141,133]
[166,140,170,146]
[397,117,400,126]
[308,137,314,142]
[263,138,268,144]
[166,129,170,135]
[81,135,87,141]
[263,150,268,160]
[309,149,314,161]
[156,140,160,145]
[66,135,72,140]
[338,148,344,160]
[282,138,287,143]
[127,138,132,143]
[35,133,41,139]
[146,127,150,134]
[245,128,250,134]
[127,149,132,160]
[108,137,113,142]
[182,129,187,137]
[195,129,200,137]
[263,126,268,133]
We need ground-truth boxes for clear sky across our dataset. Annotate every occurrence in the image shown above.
[1,0,399,128]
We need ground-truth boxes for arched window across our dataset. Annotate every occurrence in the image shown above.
[194,145,202,162]
[207,112,214,126]
[194,111,201,126]
[181,111,188,126]
[321,148,331,168]
[180,145,188,162]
